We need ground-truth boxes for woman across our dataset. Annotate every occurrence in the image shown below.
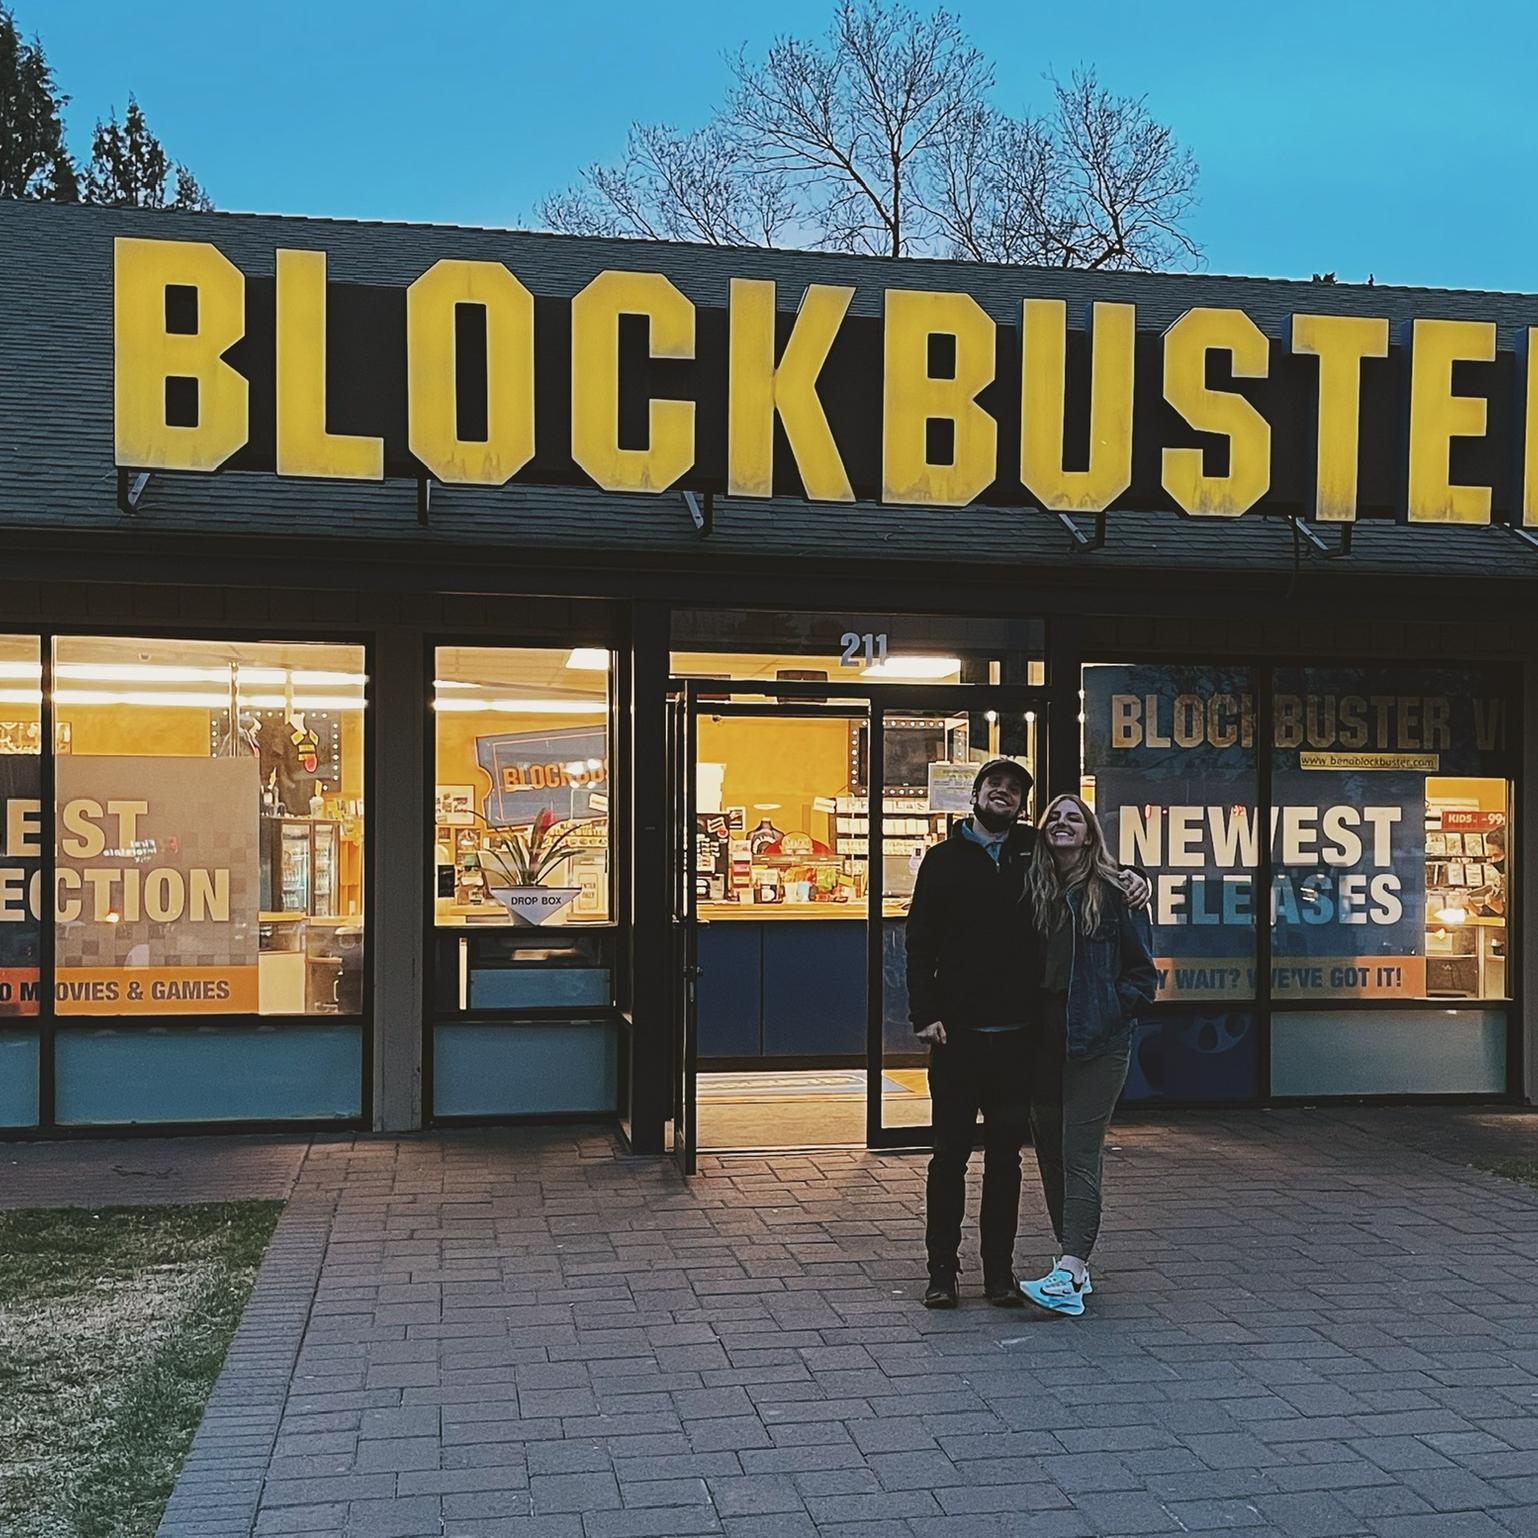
[1018,793,1157,1317]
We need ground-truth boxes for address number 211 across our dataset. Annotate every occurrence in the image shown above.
[839,632,889,667]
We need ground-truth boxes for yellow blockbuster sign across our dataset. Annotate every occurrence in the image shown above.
[111,234,1538,524]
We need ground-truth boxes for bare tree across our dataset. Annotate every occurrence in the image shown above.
[538,2,1200,270]
[928,101,1066,266]
[544,121,794,246]
[932,70,1199,270]
[726,0,990,257]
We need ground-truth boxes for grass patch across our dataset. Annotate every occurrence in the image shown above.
[0,1200,283,1538]
[1477,1158,1538,1190]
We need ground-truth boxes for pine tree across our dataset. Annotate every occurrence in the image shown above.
[82,93,211,210]
[0,4,79,199]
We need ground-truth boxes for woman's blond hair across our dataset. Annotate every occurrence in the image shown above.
[1028,793,1123,935]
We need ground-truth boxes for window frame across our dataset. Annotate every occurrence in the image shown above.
[1083,650,1523,1106]
[422,631,624,1128]
[13,624,378,1136]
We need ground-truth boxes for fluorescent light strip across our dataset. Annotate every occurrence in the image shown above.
[1,662,369,684]
[860,655,961,680]
[54,663,278,684]
[242,694,366,711]
[433,698,603,714]
[52,690,366,710]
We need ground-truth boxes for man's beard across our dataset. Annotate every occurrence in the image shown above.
[973,801,1017,833]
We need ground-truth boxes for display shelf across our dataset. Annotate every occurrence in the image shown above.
[1423,801,1508,1001]
[697,900,912,921]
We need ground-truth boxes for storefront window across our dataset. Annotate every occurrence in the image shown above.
[1084,660,1516,1101]
[1081,663,1262,1103]
[0,635,42,1021]
[1270,668,1512,1003]
[433,646,611,926]
[51,637,366,1017]
[1082,663,1260,1002]
[694,710,870,916]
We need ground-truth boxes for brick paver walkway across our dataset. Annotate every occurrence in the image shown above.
[14,1109,1538,1538]
[0,1130,310,1210]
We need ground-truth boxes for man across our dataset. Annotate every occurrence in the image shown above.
[906,758,1039,1309]
[906,759,1147,1308]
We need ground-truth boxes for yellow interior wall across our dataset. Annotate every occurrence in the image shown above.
[339,710,364,797]
[1427,776,1507,813]
[697,715,853,846]
[58,705,364,788]
[59,705,209,756]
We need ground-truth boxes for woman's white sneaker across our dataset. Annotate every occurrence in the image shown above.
[1020,1264,1087,1316]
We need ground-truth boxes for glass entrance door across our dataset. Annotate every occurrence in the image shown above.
[866,687,1046,1149]
[685,683,870,1153]
[667,679,1047,1156]
[666,691,699,1175]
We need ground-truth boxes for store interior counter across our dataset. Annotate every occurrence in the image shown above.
[696,908,915,1062]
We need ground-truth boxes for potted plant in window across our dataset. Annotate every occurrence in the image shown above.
[475,807,583,925]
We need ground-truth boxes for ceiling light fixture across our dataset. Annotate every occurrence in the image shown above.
[432,698,604,714]
[860,655,959,680]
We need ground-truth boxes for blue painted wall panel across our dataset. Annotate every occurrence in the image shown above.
[1123,1008,1259,1103]
[763,922,866,1056]
[55,1025,362,1125]
[0,1030,40,1127]
[1272,1009,1506,1096]
[881,921,916,1054]
[697,925,762,1057]
[433,1022,618,1116]
[470,968,611,1010]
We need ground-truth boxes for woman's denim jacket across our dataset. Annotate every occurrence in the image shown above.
[1062,885,1159,1059]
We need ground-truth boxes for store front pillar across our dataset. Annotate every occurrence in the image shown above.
[372,628,426,1130]
[1046,613,1084,802]
[626,602,672,1153]
[1524,658,1538,1106]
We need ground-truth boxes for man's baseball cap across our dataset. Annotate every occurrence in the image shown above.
[971,757,1033,795]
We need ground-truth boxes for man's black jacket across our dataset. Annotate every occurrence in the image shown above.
[905,819,1040,1035]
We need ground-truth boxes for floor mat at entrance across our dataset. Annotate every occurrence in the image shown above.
[697,1071,912,1100]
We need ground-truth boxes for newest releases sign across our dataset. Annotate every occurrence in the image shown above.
[112,235,1538,524]
[1083,664,1510,1003]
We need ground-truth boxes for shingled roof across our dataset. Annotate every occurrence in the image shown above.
[2,200,1535,590]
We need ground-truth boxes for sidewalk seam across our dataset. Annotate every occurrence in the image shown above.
[155,1138,333,1538]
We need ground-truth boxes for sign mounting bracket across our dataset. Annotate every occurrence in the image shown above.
[116,468,152,516]
[1058,509,1107,553]
[682,489,714,536]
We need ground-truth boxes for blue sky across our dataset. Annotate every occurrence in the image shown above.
[27,0,1538,292]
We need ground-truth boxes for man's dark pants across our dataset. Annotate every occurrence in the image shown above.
[925,1027,1031,1281]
